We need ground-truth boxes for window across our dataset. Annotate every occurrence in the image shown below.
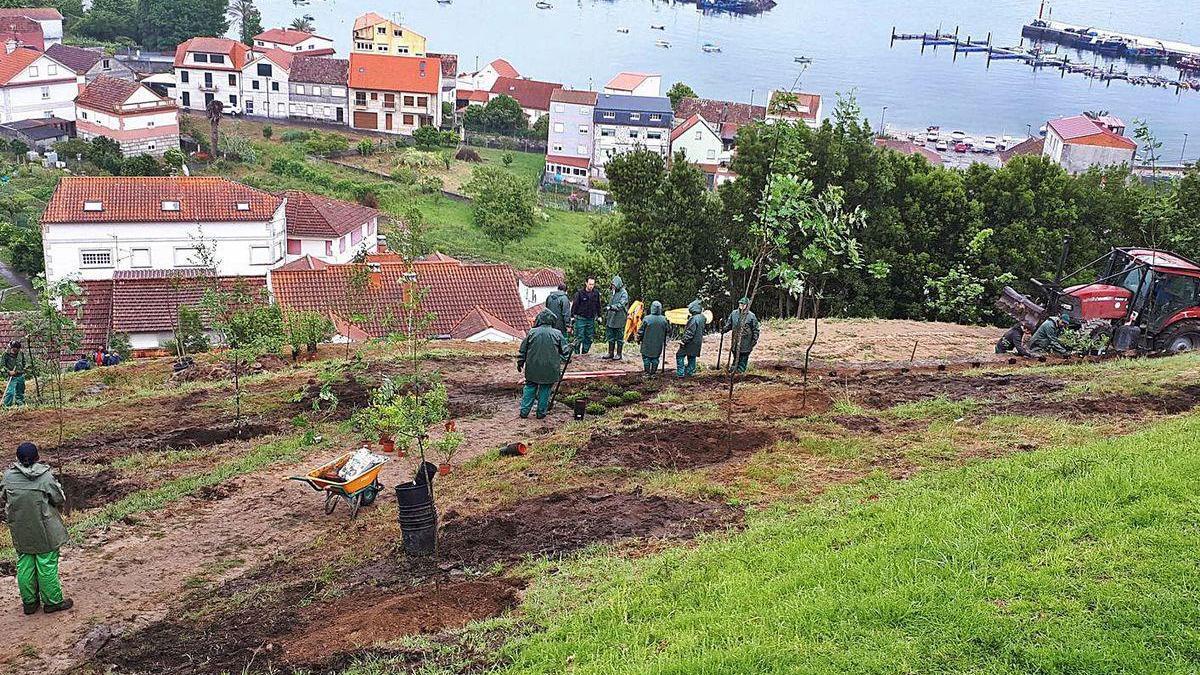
[397,46,409,54]
[377,45,387,52]
[707,149,717,160]
[600,127,614,137]
[332,87,344,96]
[27,65,38,77]
[103,59,112,71]
[228,74,236,86]
[148,143,156,151]
[203,73,212,87]
[278,102,285,113]
[602,111,615,119]
[393,28,403,36]
[210,54,225,64]
[181,92,190,107]
[271,82,279,92]
[161,200,180,211]
[403,95,414,106]
[552,144,563,152]
[252,80,260,90]
[79,250,113,268]
[131,248,151,268]
[417,96,427,107]
[286,239,301,255]
[80,111,87,119]
[579,125,589,134]
[629,130,640,139]
[180,70,189,83]
[339,236,346,253]
[355,91,367,105]
[83,201,103,211]
[40,86,49,100]
[324,106,331,116]
[296,85,305,95]
[402,114,414,125]
[147,121,155,128]
[351,229,363,245]
[47,64,56,76]
[554,103,565,113]
[646,131,662,140]
[695,130,703,140]
[194,53,209,63]
[306,104,314,115]
[236,202,251,211]
[649,114,663,122]
[553,122,564,133]
[229,94,237,105]
[250,245,272,265]
[377,26,386,34]
[325,240,333,256]
[370,92,378,101]
[257,63,273,77]
[630,113,641,121]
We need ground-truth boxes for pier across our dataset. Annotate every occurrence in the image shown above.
[1021,19,1200,64]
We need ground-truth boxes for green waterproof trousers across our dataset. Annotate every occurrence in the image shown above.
[16,550,63,606]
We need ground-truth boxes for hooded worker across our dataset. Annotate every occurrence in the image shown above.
[3,442,72,615]
[637,301,670,377]
[722,296,761,373]
[1030,313,1070,356]
[3,341,27,408]
[996,323,1032,357]
[517,309,570,419]
[601,276,630,361]
[676,299,706,377]
[545,283,572,335]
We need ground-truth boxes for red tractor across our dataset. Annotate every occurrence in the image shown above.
[997,247,1200,353]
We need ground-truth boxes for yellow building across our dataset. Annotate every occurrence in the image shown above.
[352,12,427,56]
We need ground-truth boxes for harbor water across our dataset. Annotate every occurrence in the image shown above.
[257,0,1200,161]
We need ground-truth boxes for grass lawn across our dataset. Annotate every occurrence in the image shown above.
[499,414,1200,673]
[0,290,32,310]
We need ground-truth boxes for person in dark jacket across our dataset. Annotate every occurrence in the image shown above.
[544,284,572,334]
[571,278,602,355]
[517,309,570,419]
[601,276,630,361]
[3,342,27,407]
[3,442,72,615]
[676,300,706,377]
[637,301,669,376]
[72,357,91,373]
[721,296,761,373]
[996,323,1032,356]
[1030,314,1070,355]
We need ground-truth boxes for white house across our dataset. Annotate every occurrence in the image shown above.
[455,58,518,99]
[75,75,179,157]
[282,190,380,264]
[1043,115,1137,175]
[173,37,251,113]
[39,176,287,286]
[253,28,335,56]
[0,46,78,123]
[516,268,566,310]
[670,114,727,165]
[241,48,293,119]
[0,8,61,46]
[603,72,661,97]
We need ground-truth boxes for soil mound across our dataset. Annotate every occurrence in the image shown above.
[731,384,831,416]
[280,579,522,665]
[854,372,1065,408]
[1004,383,1200,420]
[576,421,777,470]
[436,488,742,567]
[51,422,277,462]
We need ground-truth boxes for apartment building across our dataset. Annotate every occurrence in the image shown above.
[351,13,427,56]
[591,93,673,180]
[544,88,597,186]
[288,56,348,124]
[348,53,441,135]
[173,37,251,113]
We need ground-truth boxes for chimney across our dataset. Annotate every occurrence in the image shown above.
[367,261,382,289]
[5,39,16,54]
[375,234,387,254]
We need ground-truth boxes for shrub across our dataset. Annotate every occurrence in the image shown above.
[418,174,444,195]
[502,152,514,167]
[391,166,418,185]
[585,402,607,415]
[357,139,374,156]
[108,332,132,360]
[413,125,441,150]
[601,394,623,408]
[440,131,459,148]
[455,147,482,162]
[621,390,642,403]
[217,134,257,163]
[305,132,350,157]
[262,125,273,140]
[280,130,311,143]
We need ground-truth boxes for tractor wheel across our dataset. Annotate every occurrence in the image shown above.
[1159,320,1200,353]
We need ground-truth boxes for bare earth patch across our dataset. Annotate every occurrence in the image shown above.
[576,421,778,470]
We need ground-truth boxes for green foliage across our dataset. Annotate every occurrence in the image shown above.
[463,165,538,252]
[14,276,85,440]
[217,133,257,163]
[280,130,311,143]
[86,136,123,173]
[356,139,374,156]
[600,394,623,408]
[585,402,606,415]
[621,390,642,403]
[412,125,442,150]
[502,152,514,167]
[463,95,527,135]
[1058,327,1111,355]
[261,125,272,140]
[289,14,313,31]
[530,114,549,140]
[162,306,210,355]
[76,0,138,42]
[228,0,262,46]
[202,278,286,426]
[0,221,43,276]
[120,154,170,176]
[137,0,230,51]
[283,310,334,354]
[8,139,27,157]
[666,81,697,111]
[441,101,455,129]
[304,132,350,157]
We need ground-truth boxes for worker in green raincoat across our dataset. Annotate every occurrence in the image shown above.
[1030,313,1070,356]
[601,276,629,361]
[721,297,761,373]
[544,283,572,334]
[517,309,570,419]
[3,442,72,615]
[637,301,669,377]
[676,299,706,377]
[3,341,27,408]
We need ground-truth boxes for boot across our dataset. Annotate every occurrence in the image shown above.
[22,602,38,615]
[615,342,623,361]
[44,598,72,613]
[601,343,614,360]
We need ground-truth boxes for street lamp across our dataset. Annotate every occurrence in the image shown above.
[879,106,888,137]
[1025,123,1032,137]
[1182,133,1189,165]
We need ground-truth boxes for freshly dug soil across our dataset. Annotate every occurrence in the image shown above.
[292,376,371,419]
[49,422,278,462]
[280,579,523,665]
[1001,383,1200,420]
[0,471,134,523]
[435,488,743,567]
[730,384,831,416]
[852,372,1065,408]
[576,420,777,470]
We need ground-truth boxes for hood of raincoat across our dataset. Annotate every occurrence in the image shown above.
[534,308,558,328]
[688,299,703,315]
[650,301,663,315]
[611,276,623,290]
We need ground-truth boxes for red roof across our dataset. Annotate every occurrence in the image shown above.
[0,16,42,50]
[42,177,282,224]
[605,72,655,92]
[174,37,251,70]
[768,91,821,122]
[489,76,562,112]
[271,259,530,339]
[675,97,766,127]
[450,307,524,340]
[277,255,330,271]
[252,47,296,72]
[545,154,590,169]
[426,52,458,79]
[0,8,62,20]
[415,252,461,263]
[489,58,519,79]
[463,89,490,103]
[76,76,174,115]
[874,138,943,166]
[1046,115,1137,150]
[998,136,1045,164]
[283,190,379,238]
[669,114,718,143]
[255,28,329,46]
[353,12,388,31]
[348,53,440,94]
[551,89,598,106]
[525,302,545,325]
[0,47,42,86]
[516,268,565,287]
[289,56,347,85]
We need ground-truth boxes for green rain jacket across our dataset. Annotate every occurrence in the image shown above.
[605,276,629,330]
[723,308,761,354]
[638,301,670,359]
[1030,318,1068,355]
[677,300,706,357]
[518,309,569,385]
[545,290,572,333]
[3,462,68,555]
[2,350,27,376]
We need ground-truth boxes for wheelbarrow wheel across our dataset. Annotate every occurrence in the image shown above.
[360,482,382,507]
[324,491,338,515]
[348,493,363,519]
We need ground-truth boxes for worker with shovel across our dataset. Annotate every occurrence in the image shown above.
[676,300,706,377]
[721,296,761,373]
[601,276,630,361]
[3,341,28,408]
[1030,313,1071,356]
[517,309,570,419]
[638,301,670,377]
[3,442,72,615]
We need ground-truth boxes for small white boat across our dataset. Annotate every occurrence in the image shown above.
[536,1,552,8]
[655,39,671,48]
[794,56,812,64]
[436,0,451,4]
[616,26,630,33]
[702,43,721,53]
[651,24,665,30]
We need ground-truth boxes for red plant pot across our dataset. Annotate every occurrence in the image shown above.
[379,435,395,454]
[438,463,452,476]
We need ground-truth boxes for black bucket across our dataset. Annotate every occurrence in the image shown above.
[395,462,439,557]
[573,400,586,420]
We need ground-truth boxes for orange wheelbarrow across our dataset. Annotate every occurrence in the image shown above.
[287,453,388,519]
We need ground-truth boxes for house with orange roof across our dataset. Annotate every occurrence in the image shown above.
[281,189,380,264]
[348,53,441,135]
[603,72,661,97]
[1043,114,1137,174]
[0,45,78,123]
[241,48,295,119]
[75,75,179,157]
[765,89,823,130]
[456,57,519,98]
[351,12,426,56]
[173,37,252,113]
[0,8,60,46]
[253,27,335,56]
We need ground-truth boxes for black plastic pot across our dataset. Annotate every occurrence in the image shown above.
[573,400,586,420]
[395,462,439,557]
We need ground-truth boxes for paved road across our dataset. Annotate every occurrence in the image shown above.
[0,256,34,303]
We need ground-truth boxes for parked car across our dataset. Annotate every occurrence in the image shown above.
[950,130,966,142]
[936,140,949,151]
[954,142,969,153]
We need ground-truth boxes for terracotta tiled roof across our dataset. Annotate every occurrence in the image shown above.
[271,260,530,339]
[173,37,251,70]
[489,76,562,112]
[525,302,545,324]
[0,16,42,49]
[489,58,519,78]
[768,91,821,122]
[462,89,489,103]
[545,154,589,169]
[676,97,765,127]
[42,177,283,224]
[1047,115,1137,150]
[516,268,565,287]
[253,47,296,72]
[45,43,102,73]
[874,138,943,166]
[998,136,1045,164]
[550,89,597,106]
[0,47,42,86]
[290,56,347,85]
[669,114,717,143]
[450,306,524,340]
[415,252,461,263]
[349,53,440,94]
[276,255,330,271]
[100,273,267,334]
[283,190,379,238]
[77,76,173,115]
[255,28,329,45]
[353,12,388,31]
[427,52,457,79]
[605,72,655,92]
[0,8,62,20]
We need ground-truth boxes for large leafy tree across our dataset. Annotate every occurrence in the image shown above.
[227,0,260,45]
[666,82,697,111]
[462,165,537,252]
[482,95,527,134]
[137,0,229,51]
[76,0,138,41]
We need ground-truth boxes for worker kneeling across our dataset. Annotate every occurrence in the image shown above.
[518,309,570,419]
[1030,313,1071,356]
[638,301,669,376]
